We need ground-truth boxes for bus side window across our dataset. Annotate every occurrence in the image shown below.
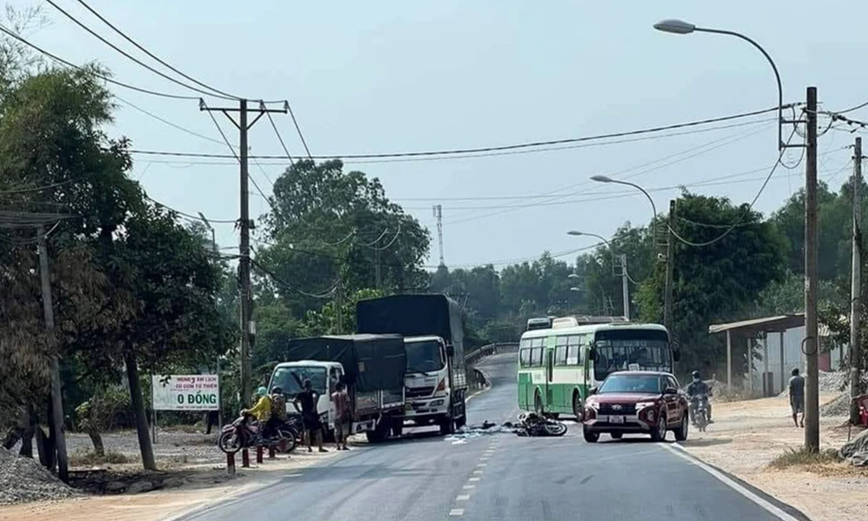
[519,348,531,367]
[555,336,568,365]
[567,335,582,365]
[531,347,543,367]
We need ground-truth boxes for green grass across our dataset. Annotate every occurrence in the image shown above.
[769,447,840,469]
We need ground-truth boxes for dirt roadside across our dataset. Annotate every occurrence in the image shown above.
[0,446,343,521]
[679,393,868,521]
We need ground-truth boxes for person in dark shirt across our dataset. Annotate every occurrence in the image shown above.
[293,379,326,453]
[686,370,713,423]
[788,367,805,428]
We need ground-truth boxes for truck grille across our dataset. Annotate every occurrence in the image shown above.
[599,403,636,415]
[406,386,435,399]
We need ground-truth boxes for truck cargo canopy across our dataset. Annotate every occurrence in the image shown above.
[284,334,406,393]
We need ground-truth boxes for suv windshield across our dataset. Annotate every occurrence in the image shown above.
[270,366,327,398]
[406,340,445,373]
[598,374,663,394]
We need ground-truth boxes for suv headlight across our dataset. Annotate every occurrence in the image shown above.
[635,402,656,410]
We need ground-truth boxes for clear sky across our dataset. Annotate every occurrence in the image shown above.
[16,0,867,270]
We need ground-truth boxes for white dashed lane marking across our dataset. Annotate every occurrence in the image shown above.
[456,495,470,501]
[449,509,465,516]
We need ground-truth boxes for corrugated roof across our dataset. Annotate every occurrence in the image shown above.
[708,314,805,334]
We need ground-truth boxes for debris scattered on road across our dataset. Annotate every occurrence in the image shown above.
[0,447,79,505]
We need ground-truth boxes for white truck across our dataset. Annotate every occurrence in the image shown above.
[356,295,468,436]
[267,334,407,443]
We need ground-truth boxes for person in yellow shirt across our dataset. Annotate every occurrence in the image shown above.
[243,387,273,439]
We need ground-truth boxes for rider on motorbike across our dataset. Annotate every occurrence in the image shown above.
[686,370,713,424]
[243,386,273,439]
[266,386,289,437]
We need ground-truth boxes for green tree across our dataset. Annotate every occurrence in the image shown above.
[637,192,787,377]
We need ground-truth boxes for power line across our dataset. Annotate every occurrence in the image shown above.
[666,127,798,248]
[443,124,773,225]
[144,195,237,224]
[126,105,795,162]
[0,22,199,100]
[45,0,235,100]
[115,94,225,145]
[0,180,73,195]
[72,0,240,100]
[250,256,338,299]
[286,101,312,159]
[265,108,296,166]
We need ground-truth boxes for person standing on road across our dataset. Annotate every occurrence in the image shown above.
[331,381,352,451]
[294,379,327,453]
[788,367,805,428]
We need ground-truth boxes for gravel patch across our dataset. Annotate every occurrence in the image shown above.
[66,430,224,466]
[0,447,79,505]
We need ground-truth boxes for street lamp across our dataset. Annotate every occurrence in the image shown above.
[197,212,218,254]
[567,231,630,320]
[653,19,785,151]
[590,176,659,241]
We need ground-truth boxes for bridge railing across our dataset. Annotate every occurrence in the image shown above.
[465,342,519,366]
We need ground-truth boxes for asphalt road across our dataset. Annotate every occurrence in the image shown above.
[182,354,808,521]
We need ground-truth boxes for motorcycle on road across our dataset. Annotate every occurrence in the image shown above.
[217,413,300,454]
[515,412,568,437]
[691,394,709,432]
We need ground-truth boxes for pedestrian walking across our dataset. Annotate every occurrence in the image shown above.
[294,379,327,453]
[788,367,805,428]
[331,381,352,450]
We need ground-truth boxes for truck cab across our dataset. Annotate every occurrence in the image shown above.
[268,360,344,430]
[404,335,451,425]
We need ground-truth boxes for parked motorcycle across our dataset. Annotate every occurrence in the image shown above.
[515,412,568,437]
[217,413,298,454]
[691,394,709,432]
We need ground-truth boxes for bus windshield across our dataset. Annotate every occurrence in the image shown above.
[593,329,670,382]
[406,340,445,374]
[270,366,327,398]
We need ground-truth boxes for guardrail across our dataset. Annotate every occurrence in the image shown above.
[466,342,519,366]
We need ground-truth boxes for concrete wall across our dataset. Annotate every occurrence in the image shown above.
[749,326,844,395]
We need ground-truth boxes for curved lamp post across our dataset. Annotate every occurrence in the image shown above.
[567,231,631,319]
[590,175,659,242]
[653,19,785,151]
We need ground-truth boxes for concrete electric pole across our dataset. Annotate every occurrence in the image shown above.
[850,136,863,425]
[663,200,676,333]
[433,204,445,267]
[804,86,820,452]
[200,99,287,408]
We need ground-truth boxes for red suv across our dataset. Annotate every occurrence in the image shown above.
[582,371,689,443]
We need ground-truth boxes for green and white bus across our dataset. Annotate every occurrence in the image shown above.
[517,317,679,419]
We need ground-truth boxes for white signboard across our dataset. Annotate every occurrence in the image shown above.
[152,375,220,411]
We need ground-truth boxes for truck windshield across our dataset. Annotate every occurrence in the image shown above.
[270,366,327,397]
[406,340,445,373]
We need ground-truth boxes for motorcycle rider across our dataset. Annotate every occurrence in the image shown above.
[686,370,713,424]
[243,386,273,439]
[266,386,289,439]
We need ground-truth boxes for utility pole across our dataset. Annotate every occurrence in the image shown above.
[663,200,676,332]
[850,136,863,425]
[433,204,445,266]
[37,225,68,482]
[619,254,630,320]
[201,99,287,407]
[804,86,820,452]
[374,246,382,290]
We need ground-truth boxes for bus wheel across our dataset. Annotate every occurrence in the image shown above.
[534,390,543,415]
[572,392,584,422]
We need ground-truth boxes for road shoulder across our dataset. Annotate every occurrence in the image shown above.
[676,394,867,521]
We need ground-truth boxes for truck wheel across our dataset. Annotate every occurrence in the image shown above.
[439,418,455,436]
[391,418,404,438]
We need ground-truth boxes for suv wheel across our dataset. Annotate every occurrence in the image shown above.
[674,412,689,442]
[583,427,599,443]
[650,414,667,442]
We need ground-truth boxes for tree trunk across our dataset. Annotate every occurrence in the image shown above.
[87,431,105,457]
[124,349,156,470]
[36,427,55,470]
[19,403,36,458]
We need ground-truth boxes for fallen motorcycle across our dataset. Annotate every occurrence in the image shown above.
[515,412,568,437]
[217,413,298,454]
